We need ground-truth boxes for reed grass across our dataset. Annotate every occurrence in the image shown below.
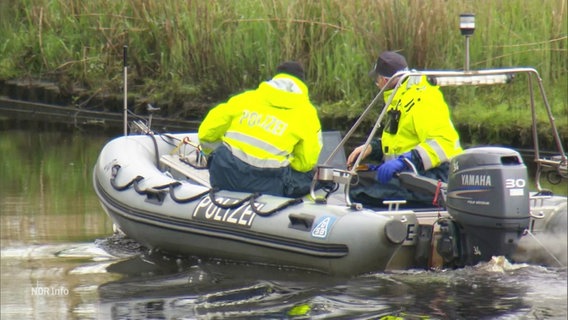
[0,0,566,141]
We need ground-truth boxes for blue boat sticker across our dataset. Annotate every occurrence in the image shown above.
[311,216,336,239]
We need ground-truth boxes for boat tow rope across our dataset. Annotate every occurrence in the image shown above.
[523,229,566,267]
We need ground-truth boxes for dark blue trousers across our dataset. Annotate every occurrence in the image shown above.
[349,162,449,208]
[208,145,314,198]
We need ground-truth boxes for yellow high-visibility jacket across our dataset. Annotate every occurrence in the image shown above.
[381,75,463,170]
[198,74,322,173]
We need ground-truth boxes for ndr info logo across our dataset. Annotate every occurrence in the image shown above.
[31,281,69,296]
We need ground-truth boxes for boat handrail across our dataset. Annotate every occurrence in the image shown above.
[383,200,407,212]
[319,66,566,206]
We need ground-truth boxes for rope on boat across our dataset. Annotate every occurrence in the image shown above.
[111,168,207,205]
[171,136,202,155]
[169,182,210,204]
[147,132,160,168]
[432,180,445,208]
[169,136,208,168]
[208,187,305,216]
[110,162,304,216]
[133,178,172,197]
[524,229,566,267]
[208,187,260,209]
[111,166,210,203]
[320,183,339,201]
[249,197,304,217]
[110,165,144,191]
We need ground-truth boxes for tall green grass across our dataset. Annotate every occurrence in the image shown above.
[0,0,566,139]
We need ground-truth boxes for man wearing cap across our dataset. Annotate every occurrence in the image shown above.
[198,61,322,198]
[347,51,463,207]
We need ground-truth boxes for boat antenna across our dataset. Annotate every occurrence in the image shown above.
[123,45,128,136]
[459,13,475,71]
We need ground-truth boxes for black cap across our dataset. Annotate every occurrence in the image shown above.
[368,51,408,78]
[276,61,305,81]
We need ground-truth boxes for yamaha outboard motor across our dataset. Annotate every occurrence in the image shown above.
[445,147,530,267]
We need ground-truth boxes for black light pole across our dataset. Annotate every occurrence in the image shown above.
[123,45,128,136]
[459,13,475,72]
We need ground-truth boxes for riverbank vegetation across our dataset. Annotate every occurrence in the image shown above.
[0,0,566,147]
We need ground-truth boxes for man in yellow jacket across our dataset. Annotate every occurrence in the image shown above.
[347,51,463,207]
[198,61,323,198]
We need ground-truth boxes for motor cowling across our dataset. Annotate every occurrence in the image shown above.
[445,147,530,266]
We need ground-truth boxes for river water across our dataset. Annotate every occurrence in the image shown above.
[1,127,567,320]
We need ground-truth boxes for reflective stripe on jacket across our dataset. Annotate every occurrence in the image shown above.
[198,74,322,173]
[381,75,463,170]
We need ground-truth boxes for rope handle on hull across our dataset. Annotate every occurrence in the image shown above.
[110,165,304,216]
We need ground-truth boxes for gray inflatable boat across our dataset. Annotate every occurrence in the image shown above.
[94,65,567,275]
[93,135,566,275]
[93,132,410,276]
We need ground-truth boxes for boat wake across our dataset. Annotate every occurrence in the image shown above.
[474,256,529,273]
[94,232,146,258]
[514,231,568,268]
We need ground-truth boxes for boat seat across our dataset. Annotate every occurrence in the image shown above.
[159,154,211,188]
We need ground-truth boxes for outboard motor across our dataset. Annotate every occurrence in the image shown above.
[445,147,530,267]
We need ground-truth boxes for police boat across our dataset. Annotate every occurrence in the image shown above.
[94,18,566,274]
[93,130,411,276]
[93,65,566,275]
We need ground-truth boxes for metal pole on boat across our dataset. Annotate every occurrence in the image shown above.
[459,13,475,72]
[123,45,128,136]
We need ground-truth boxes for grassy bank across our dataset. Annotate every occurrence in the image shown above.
[0,0,566,146]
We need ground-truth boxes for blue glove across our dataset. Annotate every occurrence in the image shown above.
[376,152,412,184]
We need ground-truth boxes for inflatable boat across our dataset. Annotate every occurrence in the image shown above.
[93,65,566,276]
[94,130,415,276]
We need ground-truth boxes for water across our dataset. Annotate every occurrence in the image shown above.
[1,127,567,319]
